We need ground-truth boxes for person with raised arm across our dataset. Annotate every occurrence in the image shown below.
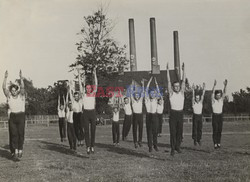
[131,79,145,148]
[81,66,98,154]
[57,94,66,142]
[155,77,164,137]
[192,83,206,146]
[111,97,122,146]
[144,76,159,152]
[72,70,84,147]
[166,63,186,156]
[121,86,133,141]
[211,79,228,149]
[2,70,26,160]
[65,82,77,152]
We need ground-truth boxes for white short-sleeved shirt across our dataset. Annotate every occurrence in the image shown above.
[83,95,96,110]
[132,99,143,114]
[72,100,83,113]
[66,109,74,123]
[157,100,164,114]
[170,92,184,111]
[212,99,223,114]
[124,103,132,115]
[193,102,203,115]
[145,99,158,114]
[113,111,119,122]
[8,94,25,113]
[58,109,65,118]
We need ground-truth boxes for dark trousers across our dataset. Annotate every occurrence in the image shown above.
[146,113,158,148]
[169,110,183,151]
[83,110,96,147]
[58,117,66,140]
[192,114,203,142]
[112,122,120,143]
[157,113,163,134]
[132,113,143,144]
[8,119,14,154]
[73,112,84,141]
[9,112,25,151]
[212,113,223,144]
[67,122,76,150]
[122,114,132,139]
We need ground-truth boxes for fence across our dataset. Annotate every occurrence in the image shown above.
[0,114,250,129]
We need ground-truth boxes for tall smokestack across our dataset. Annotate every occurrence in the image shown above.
[128,19,137,71]
[150,18,160,74]
[173,31,181,81]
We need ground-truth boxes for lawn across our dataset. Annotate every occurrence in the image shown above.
[0,121,250,182]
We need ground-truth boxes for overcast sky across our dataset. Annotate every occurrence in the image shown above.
[0,0,249,102]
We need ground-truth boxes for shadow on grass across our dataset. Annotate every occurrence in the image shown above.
[0,147,12,161]
[95,142,169,161]
[39,141,88,159]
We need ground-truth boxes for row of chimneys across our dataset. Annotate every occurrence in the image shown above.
[129,18,181,80]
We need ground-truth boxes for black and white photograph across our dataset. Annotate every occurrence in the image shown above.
[0,0,249,181]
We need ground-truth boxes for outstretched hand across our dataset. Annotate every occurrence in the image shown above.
[203,82,206,90]
[214,80,217,86]
[166,63,169,71]
[224,79,228,86]
[19,70,23,79]
[4,70,8,78]
[182,63,185,71]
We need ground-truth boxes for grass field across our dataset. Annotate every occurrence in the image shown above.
[0,121,250,182]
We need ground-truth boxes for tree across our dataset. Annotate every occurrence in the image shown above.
[232,87,250,114]
[70,6,129,86]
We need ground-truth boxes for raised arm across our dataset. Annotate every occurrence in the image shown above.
[166,63,173,96]
[2,71,9,98]
[211,80,216,102]
[222,79,228,99]
[93,66,98,93]
[58,95,60,110]
[62,95,66,110]
[130,80,135,103]
[181,63,186,93]
[69,80,74,102]
[192,84,195,106]
[154,77,163,100]
[19,70,25,96]
[201,83,206,102]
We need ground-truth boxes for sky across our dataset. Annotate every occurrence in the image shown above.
[0,0,250,102]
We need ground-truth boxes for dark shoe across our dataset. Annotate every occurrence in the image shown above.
[198,141,202,146]
[13,153,20,162]
[154,145,159,152]
[194,141,197,146]
[149,147,152,152]
[87,147,90,155]
[138,142,143,147]
[176,149,182,153]
[18,152,23,158]
[61,138,63,142]
[170,150,175,156]
[134,143,138,148]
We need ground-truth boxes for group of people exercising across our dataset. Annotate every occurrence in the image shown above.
[2,62,228,161]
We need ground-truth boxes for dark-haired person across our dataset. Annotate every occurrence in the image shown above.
[211,79,228,149]
[155,78,164,137]
[80,66,98,154]
[131,79,145,148]
[72,75,84,147]
[192,83,205,146]
[144,76,160,152]
[166,63,186,156]
[2,70,25,160]
[57,95,66,142]
[66,84,77,152]
[121,96,132,141]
